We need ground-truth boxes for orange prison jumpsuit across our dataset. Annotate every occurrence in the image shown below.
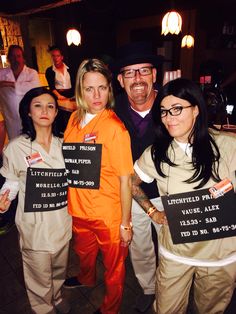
[64,109,133,314]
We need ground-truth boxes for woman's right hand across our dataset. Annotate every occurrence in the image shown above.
[0,190,11,212]
[120,227,133,247]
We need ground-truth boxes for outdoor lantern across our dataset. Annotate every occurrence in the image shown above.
[181,34,194,48]
[66,28,81,46]
[161,11,182,35]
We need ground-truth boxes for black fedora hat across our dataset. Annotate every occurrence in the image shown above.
[111,41,164,74]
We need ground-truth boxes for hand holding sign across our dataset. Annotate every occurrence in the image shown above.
[151,209,168,225]
[0,190,11,213]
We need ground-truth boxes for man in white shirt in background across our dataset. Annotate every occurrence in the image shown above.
[45,46,74,134]
[46,46,74,100]
[0,45,41,140]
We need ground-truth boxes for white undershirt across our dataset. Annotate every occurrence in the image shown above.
[159,245,236,267]
[174,139,192,157]
[80,112,97,128]
[130,107,150,118]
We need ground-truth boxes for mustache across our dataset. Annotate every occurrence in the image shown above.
[130,82,148,89]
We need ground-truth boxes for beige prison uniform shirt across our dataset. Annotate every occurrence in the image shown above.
[0,135,72,252]
[136,130,236,262]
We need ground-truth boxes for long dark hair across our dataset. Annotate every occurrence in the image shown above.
[19,87,62,141]
[151,78,220,189]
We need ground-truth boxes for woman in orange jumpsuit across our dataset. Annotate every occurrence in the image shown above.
[63,59,133,314]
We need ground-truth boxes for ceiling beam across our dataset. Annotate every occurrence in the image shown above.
[0,0,82,17]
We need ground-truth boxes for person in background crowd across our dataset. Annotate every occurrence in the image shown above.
[221,69,236,124]
[132,78,236,313]
[0,112,8,236]
[0,44,41,234]
[45,46,74,100]
[0,45,41,140]
[0,112,6,155]
[0,87,72,314]
[113,41,163,313]
[63,58,133,314]
[46,46,75,134]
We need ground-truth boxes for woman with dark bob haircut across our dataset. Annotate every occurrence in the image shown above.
[132,78,236,313]
[19,86,61,140]
[0,86,72,313]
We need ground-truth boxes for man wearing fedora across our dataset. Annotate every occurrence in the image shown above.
[114,41,164,313]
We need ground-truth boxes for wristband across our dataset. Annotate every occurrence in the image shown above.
[147,206,157,217]
[120,222,133,231]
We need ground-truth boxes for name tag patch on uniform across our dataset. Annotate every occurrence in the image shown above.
[209,178,233,198]
[24,152,43,167]
[84,132,97,142]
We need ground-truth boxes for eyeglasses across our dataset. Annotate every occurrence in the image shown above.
[160,105,193,118]
[121,66,153,78]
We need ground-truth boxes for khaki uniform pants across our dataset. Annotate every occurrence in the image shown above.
[22,242,70,314]
[129,198,163,295]
[156,255,236,314]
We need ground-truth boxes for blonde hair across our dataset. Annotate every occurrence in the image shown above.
[74,58,114,122]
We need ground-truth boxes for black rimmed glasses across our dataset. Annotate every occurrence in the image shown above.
[160,105,193,118]
[121,66,153,78]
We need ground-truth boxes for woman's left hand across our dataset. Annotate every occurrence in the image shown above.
[120,227,133,247]
[151,210,168,225]
[0,190,11,213]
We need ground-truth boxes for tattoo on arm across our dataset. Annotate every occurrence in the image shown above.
[131,172,153,213]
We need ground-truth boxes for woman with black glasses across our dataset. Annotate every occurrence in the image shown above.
[131,78,236,313]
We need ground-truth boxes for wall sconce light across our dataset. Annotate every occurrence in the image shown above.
[161,11,182,35]
[181,10,194,48]
[66,28,81,46]
[181,34,194,48]
[0,53,7,68]
[66,0,81,46]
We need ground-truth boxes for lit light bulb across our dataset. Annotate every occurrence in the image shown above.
[66,29,81,46]
[161,11,182,36]
[181,35,194,48]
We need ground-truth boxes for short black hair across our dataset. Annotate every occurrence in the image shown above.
[7,45,24,59]
[19,87,62,140]
[48,45,63,55]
